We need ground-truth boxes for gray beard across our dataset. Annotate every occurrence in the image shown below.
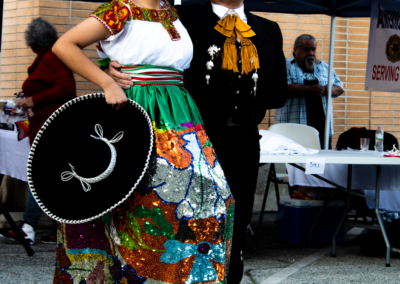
[304,56,316,73]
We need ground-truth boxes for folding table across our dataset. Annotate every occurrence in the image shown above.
[0,130,34,256]
[259,150,400,267]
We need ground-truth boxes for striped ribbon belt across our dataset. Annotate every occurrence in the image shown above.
[120,64,184,86]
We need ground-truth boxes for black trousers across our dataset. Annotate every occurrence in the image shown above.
[207,124,260,284]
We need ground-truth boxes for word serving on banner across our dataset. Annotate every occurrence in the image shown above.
[365,1,400,92]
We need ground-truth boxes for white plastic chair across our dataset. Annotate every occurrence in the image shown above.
[258,123,321,224]
[269,123,321,150]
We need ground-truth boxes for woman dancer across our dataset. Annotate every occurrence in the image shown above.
[52,0,234,283]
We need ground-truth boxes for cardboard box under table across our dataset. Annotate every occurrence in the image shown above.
[276,198,345,244]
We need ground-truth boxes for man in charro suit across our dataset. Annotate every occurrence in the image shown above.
[106,0,287,282]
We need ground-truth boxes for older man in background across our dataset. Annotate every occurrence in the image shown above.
[275,34,344,148]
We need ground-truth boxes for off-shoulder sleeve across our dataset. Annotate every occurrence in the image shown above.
[90,0,132,36]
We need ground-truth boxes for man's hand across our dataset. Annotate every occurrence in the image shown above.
[324,85,333,95]
[16,97,34,109]
[288,84,343,98]
[105,61,133,89]
[309,84,325,97]
[325,85,344,97]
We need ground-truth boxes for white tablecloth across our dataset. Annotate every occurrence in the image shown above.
[287,161,400,212]
[0,130,30,182]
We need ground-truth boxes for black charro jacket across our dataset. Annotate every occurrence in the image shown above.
[177,2,287,136]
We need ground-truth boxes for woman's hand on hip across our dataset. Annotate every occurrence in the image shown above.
[103,82,128,110]
[16,97,34,109]
[105,61,133,90]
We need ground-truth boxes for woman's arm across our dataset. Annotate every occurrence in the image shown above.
[52,17,127,109]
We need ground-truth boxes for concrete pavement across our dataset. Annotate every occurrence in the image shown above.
[0,214,399,284]
[0,230,55,283]
[241,215,400,284]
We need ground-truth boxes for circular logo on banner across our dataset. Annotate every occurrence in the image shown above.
[386,34,400,63]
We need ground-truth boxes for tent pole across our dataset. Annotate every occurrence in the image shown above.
[324,14,336,149]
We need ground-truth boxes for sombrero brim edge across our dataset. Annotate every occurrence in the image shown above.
[27,93,154,224]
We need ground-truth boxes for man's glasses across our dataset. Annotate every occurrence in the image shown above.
[302,47,317,52]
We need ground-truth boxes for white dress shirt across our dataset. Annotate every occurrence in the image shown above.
[211,2,247,23]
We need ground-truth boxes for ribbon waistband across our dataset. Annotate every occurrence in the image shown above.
[120,64,184,86]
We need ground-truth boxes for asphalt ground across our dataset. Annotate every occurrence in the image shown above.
[0,214,399,284]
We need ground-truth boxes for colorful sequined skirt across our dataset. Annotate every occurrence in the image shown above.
[54,79,235,283]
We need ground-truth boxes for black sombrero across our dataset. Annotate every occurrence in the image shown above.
[27,93,153,224]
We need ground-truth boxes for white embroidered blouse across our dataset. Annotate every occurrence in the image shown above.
[91,0,193,70]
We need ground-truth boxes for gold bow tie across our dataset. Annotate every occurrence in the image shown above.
[214,14,259,74]
[215,13,255,40]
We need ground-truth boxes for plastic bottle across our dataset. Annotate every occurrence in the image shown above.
[375,126,384,152]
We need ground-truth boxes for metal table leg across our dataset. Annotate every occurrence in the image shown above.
[259,164,273,225]
[272,164,280,207]
[332,164,352,257]
[0,201,35,256]
[374,165,391,267]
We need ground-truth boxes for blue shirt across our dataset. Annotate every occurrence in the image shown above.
[275,54,343,136]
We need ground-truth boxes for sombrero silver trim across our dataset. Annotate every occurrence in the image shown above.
[27,93,154,224]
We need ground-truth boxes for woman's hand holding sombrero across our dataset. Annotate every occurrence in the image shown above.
[53,17,128,109]
[103,81,128,110]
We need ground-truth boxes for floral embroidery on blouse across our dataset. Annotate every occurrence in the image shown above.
[90,0,132,35]
[90,0,181,41]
